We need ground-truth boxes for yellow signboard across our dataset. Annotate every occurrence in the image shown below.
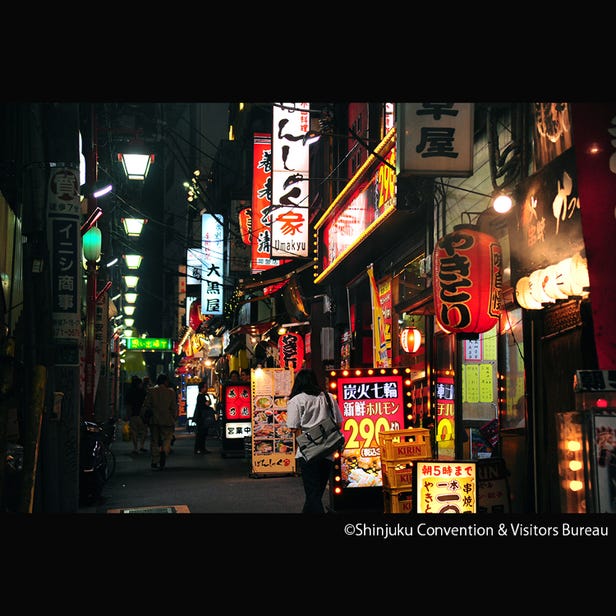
[416,461,477,513]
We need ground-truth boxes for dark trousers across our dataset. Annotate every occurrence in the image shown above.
[194,427,208,453]
[298,457,333,513]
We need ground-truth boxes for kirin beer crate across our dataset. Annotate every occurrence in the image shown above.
[383,487,414,514]
[381,458,415,490]
[378,428,431,462]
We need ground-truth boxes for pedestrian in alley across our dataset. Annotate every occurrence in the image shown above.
[125,376,148,454]
[286,368,344,513]
[141,373,178,470]
[192,381,216,454]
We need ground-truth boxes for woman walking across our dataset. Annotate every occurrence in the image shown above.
[286,369,344,513]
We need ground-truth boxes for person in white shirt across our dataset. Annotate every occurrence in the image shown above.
[286,369,343,513]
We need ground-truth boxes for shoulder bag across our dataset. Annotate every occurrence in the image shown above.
[295,392,346,463]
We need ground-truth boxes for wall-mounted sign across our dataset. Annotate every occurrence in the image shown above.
[125,337,172,351]
[251,133,284,273]
[49,167,81,353]
[397,103,474,177]
[509,147,584,278]
[271,103,314,259]
[186,248,205,285]
[316,134,397,283]
[201,213,224,315]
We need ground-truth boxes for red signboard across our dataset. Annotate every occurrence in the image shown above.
[224,384,251,421]
[433,224,503,334]
[251,133,284,273]
[335,371,406,489]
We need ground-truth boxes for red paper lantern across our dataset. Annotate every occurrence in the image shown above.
[432,224,502,334]
[278,332,304,371]
[400,327,422,353]
[189,300,204,331]
[238,207,252,245]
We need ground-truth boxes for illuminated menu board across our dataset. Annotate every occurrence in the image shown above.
[328,368,411,490]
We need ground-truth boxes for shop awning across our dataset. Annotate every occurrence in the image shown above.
[238,259,313,292]
[228,319,278,336]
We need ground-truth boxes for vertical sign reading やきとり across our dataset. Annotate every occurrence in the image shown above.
[270,103,315,259]
[48,166,81,365]
[396,103,474,177]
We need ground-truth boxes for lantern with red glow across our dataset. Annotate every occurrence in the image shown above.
[189,300,204,331]
[400,327,422,353]
[432,224,503,334]
[278,331,304,371]
[238,207,252,245]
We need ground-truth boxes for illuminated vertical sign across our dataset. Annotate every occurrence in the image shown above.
[367,264,389,367]
[186,248,205,285]
[271,102,313,258]
[435,375,455,443]
[251,133,282,273]
[201,213,224,315]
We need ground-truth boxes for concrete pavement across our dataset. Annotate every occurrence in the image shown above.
[78,423,311,514]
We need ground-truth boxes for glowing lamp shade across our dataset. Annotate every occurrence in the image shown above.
[118,153,154,180]
[515,276,543,310]
[541,264,569,300]
[124,292,138,304]
[83,226,102,261]
[122,218,146,237]
[123,275,139,289]
[432,225,503,334]
[123,254,143,270]
[123,305,136,316]
[400,327,422,353]
[528,269,554,305]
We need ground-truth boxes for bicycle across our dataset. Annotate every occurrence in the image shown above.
[79,417,117,505]
[100,417,117,481]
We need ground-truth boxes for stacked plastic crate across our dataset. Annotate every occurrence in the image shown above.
[379,428,432,513]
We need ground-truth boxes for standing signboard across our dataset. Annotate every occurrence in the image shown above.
[250,367,296,477]
[221,382,252,457]
[327,368,413,511]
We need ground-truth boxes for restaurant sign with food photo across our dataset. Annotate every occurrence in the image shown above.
[249,368,296,477]
[328,369,412,490]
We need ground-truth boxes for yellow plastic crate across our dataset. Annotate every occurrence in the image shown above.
[383,487,414,514]
[381,459,415,489]
[378,428,431,461]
